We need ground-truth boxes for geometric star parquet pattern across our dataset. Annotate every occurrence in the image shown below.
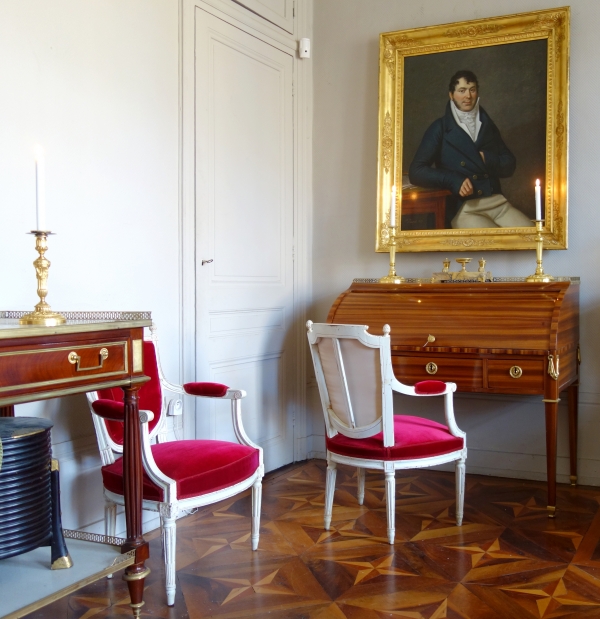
[21,460,600,618]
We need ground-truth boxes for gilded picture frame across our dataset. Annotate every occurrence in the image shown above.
[376,7,569,252]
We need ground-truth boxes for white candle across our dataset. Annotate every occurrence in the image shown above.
[535,179,542,221]
[34,145,46,230]
[390,185,396,227]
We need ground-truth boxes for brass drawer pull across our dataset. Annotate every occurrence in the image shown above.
[68,347,109,371]
[509,365,523,379]
[425,362,438,375]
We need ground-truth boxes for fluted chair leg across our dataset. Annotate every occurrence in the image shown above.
[104,499,117,579]
[357,467,365,505]
[384,465,396,545]
[160,504,178,606]
[324,457,337,530]
[251,477,262,550]
[456,457,466,526]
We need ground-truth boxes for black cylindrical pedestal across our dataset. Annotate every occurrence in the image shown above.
[0,417,71,568]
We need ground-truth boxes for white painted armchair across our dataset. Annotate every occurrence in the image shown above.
[306,321,467,545]
[86,324,264,606]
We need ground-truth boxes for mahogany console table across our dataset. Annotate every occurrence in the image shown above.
[328,279,580,516]
[0,311,152,616]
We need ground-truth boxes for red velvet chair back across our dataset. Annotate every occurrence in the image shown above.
[96,341,162,445]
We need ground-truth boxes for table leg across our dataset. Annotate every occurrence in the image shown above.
[0,405,15,417]
[545,399,558,518]
[121,385,150,618]
[568,382,579,486]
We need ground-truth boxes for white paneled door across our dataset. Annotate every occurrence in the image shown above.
[194,7,295,472]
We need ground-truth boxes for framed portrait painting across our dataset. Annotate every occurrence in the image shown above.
[376,7,569,252]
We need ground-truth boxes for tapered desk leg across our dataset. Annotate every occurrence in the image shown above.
[0,405,15,417]
[121,385,150,618]
[568,382,579,486]
[545,399,558,518]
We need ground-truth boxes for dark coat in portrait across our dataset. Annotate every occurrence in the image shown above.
[408,102,516,225]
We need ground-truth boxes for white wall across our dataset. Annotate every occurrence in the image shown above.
[0,0,179,533]
[312,0,600,484]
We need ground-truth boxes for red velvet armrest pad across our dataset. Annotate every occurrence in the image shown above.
[92,399,125,421]
[184,382,229,397]
[414,380,447,395]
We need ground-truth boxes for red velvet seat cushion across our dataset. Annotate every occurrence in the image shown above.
[326,415,463,461]
[414,380,447,395]
[101,440,259,501]
[183,382,229,397]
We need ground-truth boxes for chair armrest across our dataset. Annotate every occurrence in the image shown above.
[391,377,456,396]
[415,380,454,395]
[91,399,124,421]
[391,378,464,439]
[183,382,247,399]
[91,399,155,424]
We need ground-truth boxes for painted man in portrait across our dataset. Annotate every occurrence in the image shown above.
[408,70,533,229]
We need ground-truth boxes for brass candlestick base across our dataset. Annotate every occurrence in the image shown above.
[379,226,405,284]
[526,220,554,283]
[19,231,67,326]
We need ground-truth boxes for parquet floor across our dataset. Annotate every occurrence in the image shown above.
[22,459,600,618]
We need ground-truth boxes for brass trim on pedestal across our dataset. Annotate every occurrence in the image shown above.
[51,554,73,570]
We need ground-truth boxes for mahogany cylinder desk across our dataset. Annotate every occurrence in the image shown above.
[327,279,580,516]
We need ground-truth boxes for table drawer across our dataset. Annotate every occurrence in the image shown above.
[0,341,128,392]
[487,359,544,391]
[393,355,483,391]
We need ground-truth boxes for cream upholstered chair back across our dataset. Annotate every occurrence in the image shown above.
[307,322,395,447]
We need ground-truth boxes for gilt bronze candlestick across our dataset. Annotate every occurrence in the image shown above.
[19,231,66,326]
[379,226,405,284]
[526,220,554,283]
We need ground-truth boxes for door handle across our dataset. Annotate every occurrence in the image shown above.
[201,259,213,266]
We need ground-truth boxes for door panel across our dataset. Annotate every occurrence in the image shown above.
[233,0,294,34]
[195,7,295,472]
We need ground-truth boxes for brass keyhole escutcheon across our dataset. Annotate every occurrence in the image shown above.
[425,362,438,375]
[509,365,523,379]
